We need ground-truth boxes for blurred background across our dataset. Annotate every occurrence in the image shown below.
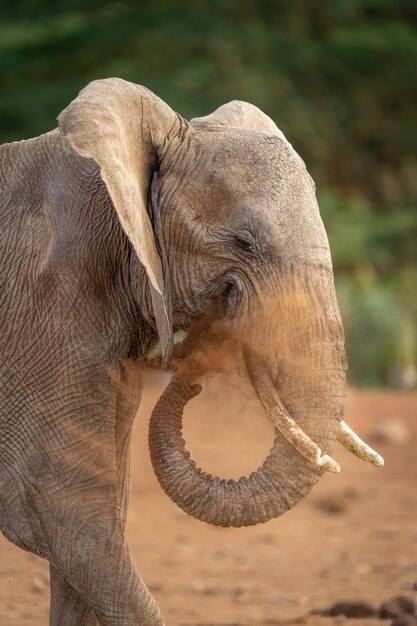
[1,0,416,387]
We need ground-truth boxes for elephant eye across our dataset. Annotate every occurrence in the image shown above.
[233,231,256,254]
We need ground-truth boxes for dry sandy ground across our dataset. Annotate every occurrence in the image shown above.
[0,370,416,626]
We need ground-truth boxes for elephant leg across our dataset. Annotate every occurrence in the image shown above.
[47,507,163,626]
[49,362,143,626]
[50,565,99,626]
[113,361,143,530]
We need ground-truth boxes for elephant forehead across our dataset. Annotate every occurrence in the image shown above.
[184,130,313,203]
[179,142,316,221]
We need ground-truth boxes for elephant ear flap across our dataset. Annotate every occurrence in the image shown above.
[192,100,291,144]
[58,78,177,366]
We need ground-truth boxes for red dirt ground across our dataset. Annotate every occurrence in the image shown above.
[1,370,416,626]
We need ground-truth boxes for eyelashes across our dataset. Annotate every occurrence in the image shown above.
[233,231,256,254]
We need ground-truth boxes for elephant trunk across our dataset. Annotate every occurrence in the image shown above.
[149,375,306,527]
[148,267,365,527]
[148,370,344,527]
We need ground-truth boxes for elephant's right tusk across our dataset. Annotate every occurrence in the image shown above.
[337,421,384,468]
[244,350,341,473]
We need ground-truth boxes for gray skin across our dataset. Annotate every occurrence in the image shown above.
[0,79,346,625]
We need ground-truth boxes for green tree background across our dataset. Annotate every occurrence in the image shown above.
[1,0,416,386]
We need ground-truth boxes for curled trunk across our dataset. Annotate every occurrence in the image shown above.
[148,372,341,527]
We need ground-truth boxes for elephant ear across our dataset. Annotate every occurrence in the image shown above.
[58,78,182,366]
[192,100,290,144]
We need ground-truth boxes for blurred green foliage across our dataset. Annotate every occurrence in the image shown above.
[1,0,416,386]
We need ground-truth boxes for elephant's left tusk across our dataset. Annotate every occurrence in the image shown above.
[337,421,384,468]
[244,351,341,473]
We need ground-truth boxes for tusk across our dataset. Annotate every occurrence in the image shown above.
[337,421,384,468]
[245,351,341,473]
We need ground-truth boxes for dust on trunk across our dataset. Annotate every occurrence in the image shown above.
[148,266,347,527]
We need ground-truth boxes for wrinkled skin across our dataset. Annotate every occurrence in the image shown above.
[0,79,346,625]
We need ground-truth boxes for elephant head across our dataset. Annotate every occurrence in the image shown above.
[59,79,383,531]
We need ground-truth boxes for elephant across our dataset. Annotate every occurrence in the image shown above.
[0,78,383,625]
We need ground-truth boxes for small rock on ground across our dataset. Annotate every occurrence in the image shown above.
[379,595,415,619]
[311,600,376,618]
